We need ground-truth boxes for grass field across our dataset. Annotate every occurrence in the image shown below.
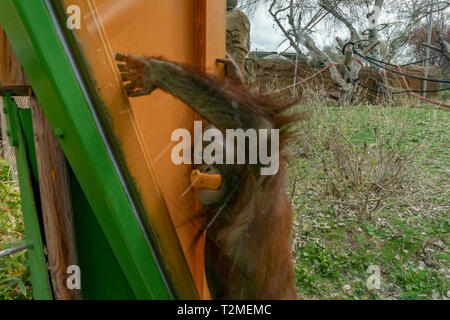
[289,103,449,299]
[0,103,448,300]
[0,158,31,299]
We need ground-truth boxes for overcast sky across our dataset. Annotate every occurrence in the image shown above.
[244,2,408,54]
[246,5,347,53]
[248,7,289,52]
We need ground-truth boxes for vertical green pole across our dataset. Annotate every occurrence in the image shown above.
[3,95,53,300]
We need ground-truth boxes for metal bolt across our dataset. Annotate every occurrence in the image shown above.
[55,128,65,139]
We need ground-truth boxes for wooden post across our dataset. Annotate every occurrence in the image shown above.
[194,0,207,71]
[0,26,26,176]
[31,97,81,300]
[2,26,80,299]
[193,0,209,298]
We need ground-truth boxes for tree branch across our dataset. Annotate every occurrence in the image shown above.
[385,2,429,62]
[319,0,361,41]
[269,0,303,55]
[366,0,384,60]
[437,30,450,63]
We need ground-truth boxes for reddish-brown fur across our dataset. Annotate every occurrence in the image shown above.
[116,53,303,300]
[205,164,298,299]
[200,85,302,300]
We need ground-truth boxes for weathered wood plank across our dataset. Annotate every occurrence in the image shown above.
[0,86,31,96]
[31,98,81,300]
[194,0,207,71]
[0,26,25,172]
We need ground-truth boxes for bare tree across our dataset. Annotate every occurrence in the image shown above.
[437,30,450,63]
[382,0,446,63]
[263,0,386,105]
[240,0,445,104]
[422,30,450,75]
[366,0,385,59]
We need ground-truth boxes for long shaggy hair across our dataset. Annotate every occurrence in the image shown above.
[117,53,304,299]
[181,66,305,300]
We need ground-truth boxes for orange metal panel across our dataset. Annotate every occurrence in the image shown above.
[61,0,225,298]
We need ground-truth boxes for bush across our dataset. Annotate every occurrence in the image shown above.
[290,104,415,222]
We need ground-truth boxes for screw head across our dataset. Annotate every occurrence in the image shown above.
[54,128,65,139]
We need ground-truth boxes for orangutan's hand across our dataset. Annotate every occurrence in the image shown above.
[115,52,155,97]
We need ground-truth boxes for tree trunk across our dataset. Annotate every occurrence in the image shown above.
[366,0,384,65]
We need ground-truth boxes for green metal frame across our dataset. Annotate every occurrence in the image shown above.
[5,95,138,299]
[68,164,137,300]
[46,0,198,300]
[0,0,177,299]
[3,95,53,300]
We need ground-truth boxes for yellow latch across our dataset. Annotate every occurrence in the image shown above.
[190,169,222,191]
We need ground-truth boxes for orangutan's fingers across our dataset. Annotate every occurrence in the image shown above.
[118,64,129,72]
[115,52,145,68]
[114,52,130,62]
[124,83,138,94]
[129,89,148,97]
[120,72,130,82]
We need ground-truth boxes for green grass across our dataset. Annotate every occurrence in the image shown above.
[289,104,449,300]
[0,158,32,300]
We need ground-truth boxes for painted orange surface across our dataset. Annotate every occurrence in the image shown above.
[63,0,225,298]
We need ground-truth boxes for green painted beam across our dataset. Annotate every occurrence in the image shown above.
[69,164,137,300]
[0,1,174,299]
[3,95,53,300]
